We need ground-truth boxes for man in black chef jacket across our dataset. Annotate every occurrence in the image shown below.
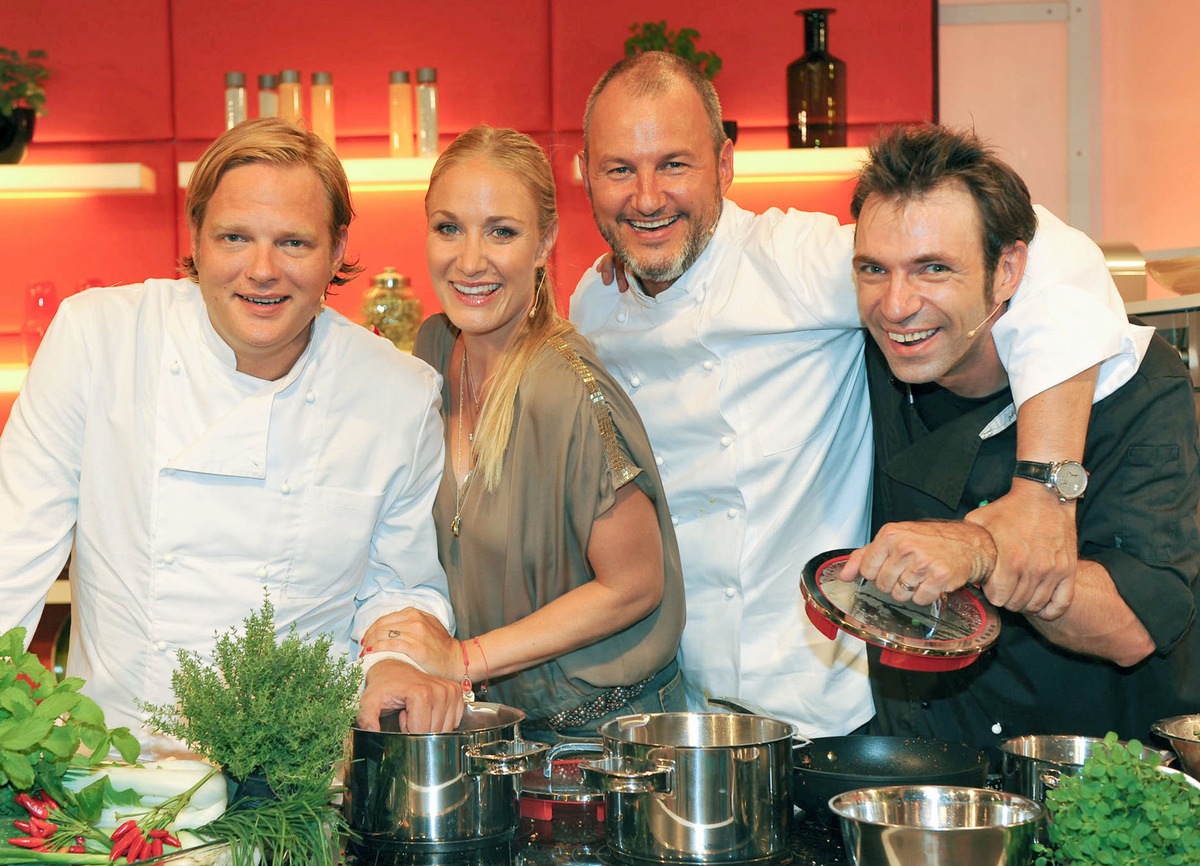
[840,123,1200,765]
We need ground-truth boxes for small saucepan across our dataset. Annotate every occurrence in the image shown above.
[794,735,989,825]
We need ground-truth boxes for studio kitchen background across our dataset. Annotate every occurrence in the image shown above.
[2,0,1197,433]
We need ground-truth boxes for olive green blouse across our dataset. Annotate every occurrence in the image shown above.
[414,315,685,721]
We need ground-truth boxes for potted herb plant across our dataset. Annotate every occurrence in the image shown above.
[142,596,361,866]
[0,47,51,164]
[624,22,736,142]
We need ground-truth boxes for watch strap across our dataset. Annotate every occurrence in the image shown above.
[1013,460,1053,484]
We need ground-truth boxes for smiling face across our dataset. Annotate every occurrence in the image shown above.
[191,162,345,381]
[853,182,1027,398]
[581,77,733,297]
[425,158,556,352]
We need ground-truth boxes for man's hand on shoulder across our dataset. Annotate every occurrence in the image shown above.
[596,252,631,293]
[839,520,997,605]
[356,658,465,734]
[965,482,1077,620]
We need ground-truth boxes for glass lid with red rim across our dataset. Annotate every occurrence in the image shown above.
[800,548,1001,672]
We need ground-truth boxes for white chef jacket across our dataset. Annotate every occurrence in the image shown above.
[569,200,1148,737]
[0,279,453,756]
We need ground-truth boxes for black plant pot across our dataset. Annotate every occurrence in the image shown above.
[230,771,279,806]
[0,108,36,164]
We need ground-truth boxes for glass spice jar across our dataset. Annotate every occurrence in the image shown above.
[363,267,422,353]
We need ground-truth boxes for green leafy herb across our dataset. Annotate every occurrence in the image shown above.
[196,787,348,866]
[625,21,723,80]
[1034,731,1200,865]
[140,595,360,799]
[0,626,139,807]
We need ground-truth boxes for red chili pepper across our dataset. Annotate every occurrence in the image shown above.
[150,838,163,858]
[29,816,56,837]
[69,844,87,853]
[14,792,49,819]
[36,790,59,811]
[161,832,181,848]
[129,837,153,863]
[110,820,138,842]
[12,820,33,835]
[7,835,46,849]
[109,831,138,861]
[147,829,168,840]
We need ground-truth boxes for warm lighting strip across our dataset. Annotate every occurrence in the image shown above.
[570,146,869,184]
[0,364,27,393]
[178,156,438,190]
[0,163,156,196]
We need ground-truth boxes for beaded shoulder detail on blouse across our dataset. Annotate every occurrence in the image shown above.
[547,335,636,486]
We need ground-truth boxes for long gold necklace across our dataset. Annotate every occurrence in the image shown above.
[452,348,475,537]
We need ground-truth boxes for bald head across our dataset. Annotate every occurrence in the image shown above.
[583,52,727,161]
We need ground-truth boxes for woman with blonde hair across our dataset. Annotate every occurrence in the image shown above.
[365,126,686,738]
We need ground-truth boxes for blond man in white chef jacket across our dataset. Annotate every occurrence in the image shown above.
[0,118,463,756]
[570,52,1144,737]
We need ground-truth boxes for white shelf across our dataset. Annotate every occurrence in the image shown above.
[0,163,156,196]
[571,147,870,185]
[178,156,439,191]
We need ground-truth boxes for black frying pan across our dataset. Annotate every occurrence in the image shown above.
[794,735,989,824]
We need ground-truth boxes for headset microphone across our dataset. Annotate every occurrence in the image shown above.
[965,302,1004,339]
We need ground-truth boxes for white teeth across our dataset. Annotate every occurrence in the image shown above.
[629,216,679,230]
[243,296,285,305]
[888,328,938,344]
[452,282,500,297]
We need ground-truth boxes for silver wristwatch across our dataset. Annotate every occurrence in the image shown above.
[1013,459,1089,502]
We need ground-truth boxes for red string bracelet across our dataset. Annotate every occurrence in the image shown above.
[472,636,490,696]
[459,640,474,702]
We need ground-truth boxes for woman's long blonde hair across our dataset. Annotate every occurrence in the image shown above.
[426,126,573,491]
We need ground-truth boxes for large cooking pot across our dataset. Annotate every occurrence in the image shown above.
[1000,734,1172,803]
[795,736,989,825]
[345,702,549,849]
[579,712,802,863]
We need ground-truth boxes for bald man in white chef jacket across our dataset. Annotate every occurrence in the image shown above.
[570,52,1145,737]
[0,119,463,755]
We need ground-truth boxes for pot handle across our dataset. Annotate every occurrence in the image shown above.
[1039,768,1063,791]
[464,738,550,776]
[579,756,673,795]
[539,741,606,778]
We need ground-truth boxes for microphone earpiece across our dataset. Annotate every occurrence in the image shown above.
[965,302,1005,339]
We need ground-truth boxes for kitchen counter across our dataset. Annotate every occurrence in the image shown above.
[345,804,850,866]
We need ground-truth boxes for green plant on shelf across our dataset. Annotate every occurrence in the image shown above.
[625,21,722,80]
[0,47,52,118]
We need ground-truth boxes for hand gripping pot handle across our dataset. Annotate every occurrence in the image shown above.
[579,756,674,795]
[464,738,550,776]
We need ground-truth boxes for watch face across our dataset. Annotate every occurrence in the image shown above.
[1053,461,1088,499]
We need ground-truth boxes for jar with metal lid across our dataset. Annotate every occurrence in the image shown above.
[363,267,422,352]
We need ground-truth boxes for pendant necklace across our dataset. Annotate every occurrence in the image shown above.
[452,347,475,537]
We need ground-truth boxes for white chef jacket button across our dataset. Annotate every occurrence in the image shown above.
[616,311,627,323]
[670,514,679,526]
[162,553,175,565]
[155,641,167,652]
[169,361,181,375]
[702,360,714,371]
[654,454,664,466]
[724,586,736,599]
[256,566,268,579]
[726,507,738,518]
[720,435,733,448]
[991,722,1003,735]
[305,391,316,403]
[280,482,291,495]
[629,375,641,388]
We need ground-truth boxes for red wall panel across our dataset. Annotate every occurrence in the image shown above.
[4,0,173,142]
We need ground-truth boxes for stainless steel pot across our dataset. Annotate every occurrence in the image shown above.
[345,702,548,849]
[1000,734,1172,803]
[579,712,803,863]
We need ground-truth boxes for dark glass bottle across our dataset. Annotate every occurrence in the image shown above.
[786,8,847,148]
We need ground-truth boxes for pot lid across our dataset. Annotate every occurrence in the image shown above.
[800,549,1000,672]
